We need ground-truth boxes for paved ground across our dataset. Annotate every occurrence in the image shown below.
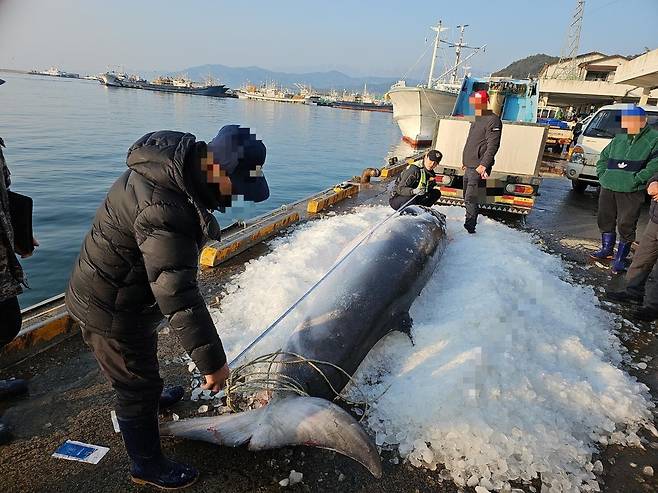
[1,160,658,492]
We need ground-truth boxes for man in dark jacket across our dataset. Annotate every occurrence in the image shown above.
[590,105,658,273]
[65,126,269,489]
[461,90,502,233]
[0,136,37,445]
[607,173,658,321]
[389,150,442,210]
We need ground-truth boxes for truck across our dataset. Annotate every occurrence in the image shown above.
[428,76,548,215]
[537,106,574,153]
[566,103,658,192]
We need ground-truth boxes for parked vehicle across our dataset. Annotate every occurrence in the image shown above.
[429,76,547,215]
[566,104,658,193]
[537,106,574,153]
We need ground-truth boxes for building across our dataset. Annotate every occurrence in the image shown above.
[538,51,658,115]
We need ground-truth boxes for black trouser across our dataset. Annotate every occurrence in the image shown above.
[389,188,441,210]
[463,168,484,226]
[0,296,21,348]
[625,220,658,309]
[82,329,163,419]
[597,187,645,243]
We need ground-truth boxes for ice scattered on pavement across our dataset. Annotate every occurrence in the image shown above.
[208,205,653,492]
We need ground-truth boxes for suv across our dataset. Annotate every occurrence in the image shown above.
[566,104,658,192]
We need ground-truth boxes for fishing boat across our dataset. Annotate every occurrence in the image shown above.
[99,72,234,98]
[332,84,393,113]
[237,81,306,103]
[388,22,485,146]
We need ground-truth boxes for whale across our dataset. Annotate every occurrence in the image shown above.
[161,206,447,477]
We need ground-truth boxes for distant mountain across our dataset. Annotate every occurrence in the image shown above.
[143,64,418,95]
[492,54,559,78]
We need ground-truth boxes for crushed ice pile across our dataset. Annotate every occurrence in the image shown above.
[208,205,654,492]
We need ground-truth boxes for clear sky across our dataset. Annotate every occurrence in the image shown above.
[0,0,656,77]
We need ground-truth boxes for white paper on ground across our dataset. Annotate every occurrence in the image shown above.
[52,440,110,464]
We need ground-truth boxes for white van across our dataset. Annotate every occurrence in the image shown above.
[566,104,658,192]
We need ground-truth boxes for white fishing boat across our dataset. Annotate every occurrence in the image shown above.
[388,22,485,146]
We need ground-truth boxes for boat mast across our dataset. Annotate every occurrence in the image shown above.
[427,20,445,88]
[451,24,468,84]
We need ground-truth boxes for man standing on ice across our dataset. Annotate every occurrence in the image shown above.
[461,90,502,234]
[66,126,269,490]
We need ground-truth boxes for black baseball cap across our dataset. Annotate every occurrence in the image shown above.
[427,149,442,163]
[207,125,269,203]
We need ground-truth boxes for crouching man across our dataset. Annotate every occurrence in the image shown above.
[389,150,442,210]
[65,126,269,489]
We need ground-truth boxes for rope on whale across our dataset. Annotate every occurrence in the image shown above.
[224,350,382,421]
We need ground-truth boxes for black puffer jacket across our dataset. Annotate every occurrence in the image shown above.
[66,131,226,374]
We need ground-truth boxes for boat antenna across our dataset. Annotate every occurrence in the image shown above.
[441,24,485,84]
[427,20,449,88]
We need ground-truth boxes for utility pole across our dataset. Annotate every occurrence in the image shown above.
[553,0,585,80]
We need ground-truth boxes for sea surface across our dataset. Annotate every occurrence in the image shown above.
[0,72,406,307]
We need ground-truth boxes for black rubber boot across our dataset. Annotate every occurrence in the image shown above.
[631,306,658,322]
[159,386,184,409]
[0,379,27,399]
[605,290,643,305]
[464,219,476,234]
[0,418,13,445]
[118,414,199,490]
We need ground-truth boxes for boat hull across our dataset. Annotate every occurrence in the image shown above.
[388,86,457,146]
[332,101,393,113]
[100,73,231,98]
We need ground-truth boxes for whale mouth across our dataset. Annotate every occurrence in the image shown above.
[161,395,382,477]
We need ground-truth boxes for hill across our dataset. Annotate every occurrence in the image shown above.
[492,54,559,78]
[143,64,415,94]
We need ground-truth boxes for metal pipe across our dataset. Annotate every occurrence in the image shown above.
[360,168,381,184]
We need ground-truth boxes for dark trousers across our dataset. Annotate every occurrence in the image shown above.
[82,329,163,419]
[389,188,441,210]
[625,220,658,309]
[0,296,21,348]
[463,168,484,226]
[597,187,645,243]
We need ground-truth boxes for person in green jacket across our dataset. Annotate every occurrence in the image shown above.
[591,105,658,274]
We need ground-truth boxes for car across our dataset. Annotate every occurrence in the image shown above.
[566,104,658,193]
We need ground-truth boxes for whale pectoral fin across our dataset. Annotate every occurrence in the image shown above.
[160,396,382,478]
[394,311,415,345]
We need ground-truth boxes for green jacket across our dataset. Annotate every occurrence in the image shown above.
[596,125,658,193]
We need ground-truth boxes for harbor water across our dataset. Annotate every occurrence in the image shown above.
[0,72,403,307]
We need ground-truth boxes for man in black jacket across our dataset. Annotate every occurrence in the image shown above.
[389,150,442,210]
[65,126,269,490]
[461,90,502,233]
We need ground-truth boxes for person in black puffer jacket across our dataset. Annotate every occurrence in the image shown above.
[65,126,269,490]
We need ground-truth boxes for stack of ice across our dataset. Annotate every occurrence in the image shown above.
[207,206,653,492]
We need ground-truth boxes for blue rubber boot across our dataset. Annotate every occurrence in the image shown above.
[118,414,198,490]
[159,386,184,409]
[611,241,632,274]
[590,232,616,260]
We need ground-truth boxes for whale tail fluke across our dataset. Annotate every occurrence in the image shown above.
[160,395,382,478]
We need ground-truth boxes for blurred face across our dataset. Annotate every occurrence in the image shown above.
[469,94,488,116]
[202,150,233,196]
[621,114,647,135]
[423,154,438,170]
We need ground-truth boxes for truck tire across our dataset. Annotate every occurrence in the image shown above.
[571,179,587,193]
